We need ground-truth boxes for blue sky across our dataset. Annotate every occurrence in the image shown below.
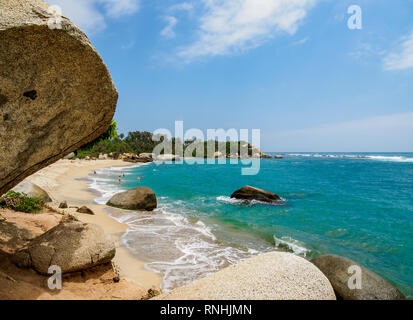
[49,0,413,152]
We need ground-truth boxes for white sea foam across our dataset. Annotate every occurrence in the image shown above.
[87,163,150,204]
[287,153,413,162]
[103,203,257,292]
[273,236,308,257]
[216,195,286,206]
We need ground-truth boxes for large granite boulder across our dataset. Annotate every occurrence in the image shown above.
[12,221,115,274]
[230,185,282,203]
[0,0,118,195]
[11,181,52,203]
[311,254,405,300]
[154,252,336,300]
[107,187,157,211]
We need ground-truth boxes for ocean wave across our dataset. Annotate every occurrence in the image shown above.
[216,195,286,206]
[87,168,127,204]
[273,235,308,257]
[287,153,413,162]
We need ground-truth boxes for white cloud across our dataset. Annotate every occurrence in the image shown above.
[292,36,309,46]
[384,31,413,71]
[161,16,178,39]
[169,2,194,13]
[47,0,140,33]
[177,0,316,60]
[100,0,140,18]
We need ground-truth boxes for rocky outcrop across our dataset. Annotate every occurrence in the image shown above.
[230,186,282,203]
[11,181,52,203]
[107,187,157,211]
[139,153,155,159]
[12,222,115,275]
[119,153,153,163]
[0,220,36,253]
[311,254,405,300]
[155,154,181,162]
[0,0,118,195]
[76,206,94,215]
[154,252,336,300]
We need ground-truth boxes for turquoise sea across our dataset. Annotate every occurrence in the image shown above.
[89,153,413,298]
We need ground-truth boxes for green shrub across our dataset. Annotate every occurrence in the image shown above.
[0,191,43,213]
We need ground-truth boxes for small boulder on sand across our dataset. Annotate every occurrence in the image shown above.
[107,187,157,211]
[230,186,281,203]
[12,221,115,275]
[59,201,68,209]
[154,252,336,300]
[76,206,94,215]
[63,152,75,160]
[311,254,406,300]
[11,181,52,203]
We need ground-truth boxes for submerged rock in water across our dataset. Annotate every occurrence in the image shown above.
[107,187,157,211]
[154,251,336,300]
[311,254,406,300]
[12,222,115,274]
[0,0,117,195]
[11,181,52,203]
[230,185,281,203]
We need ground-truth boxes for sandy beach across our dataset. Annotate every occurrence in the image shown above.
[0,159,160,299]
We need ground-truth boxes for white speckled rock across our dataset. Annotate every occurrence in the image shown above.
[154,252,336,300]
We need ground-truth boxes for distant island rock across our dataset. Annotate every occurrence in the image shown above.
[230,186,282,203]
[107,187,157,211]
[0,0,117,195]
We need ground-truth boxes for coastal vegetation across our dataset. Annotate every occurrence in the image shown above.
[0,191,43,213]
[74,122,264,159]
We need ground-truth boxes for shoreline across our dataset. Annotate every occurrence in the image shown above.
[25,159,161,291]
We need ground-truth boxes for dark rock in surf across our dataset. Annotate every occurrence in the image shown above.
[107,187,157,211]
[230,186,281,203]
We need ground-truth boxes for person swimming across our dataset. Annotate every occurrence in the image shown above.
[118,176,122,184]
